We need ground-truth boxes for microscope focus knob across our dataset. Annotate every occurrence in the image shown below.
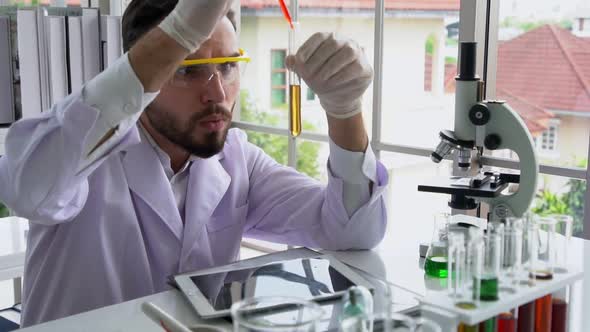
[469,103,490,126]
[485,134,502,150]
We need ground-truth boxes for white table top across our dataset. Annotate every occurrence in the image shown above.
[0,216,28,281]
[19,219,590,332]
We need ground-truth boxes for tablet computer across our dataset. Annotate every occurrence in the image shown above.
[175,254,374,319]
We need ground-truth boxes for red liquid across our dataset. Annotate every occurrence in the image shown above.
[535,295,552,332]
[551,298,567,332]
[498,312,516,332]
[518,301,535,332]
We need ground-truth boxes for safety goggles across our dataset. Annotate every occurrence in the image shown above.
[170,48,251,88]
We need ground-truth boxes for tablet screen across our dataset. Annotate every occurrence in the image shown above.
[189,258,356,311]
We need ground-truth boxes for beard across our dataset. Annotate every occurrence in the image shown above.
[145,103,233,159]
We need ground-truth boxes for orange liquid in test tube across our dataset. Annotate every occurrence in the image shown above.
[534,294,552,332]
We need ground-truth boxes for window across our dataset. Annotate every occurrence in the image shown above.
[113,0,589,240]
[296,139,326,182]
[380,152,453,244]
[239,2,376,137]
[270,49,287,109]
[536,122,559,154]
[381,9,458,149]
[488,1,589,236]
[306,86,315,102]
[238,1,589,240]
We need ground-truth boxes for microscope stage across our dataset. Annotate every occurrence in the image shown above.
[418,177,509,198]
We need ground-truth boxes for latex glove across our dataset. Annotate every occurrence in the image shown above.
[286,32,373,119]
[159,0,234,52]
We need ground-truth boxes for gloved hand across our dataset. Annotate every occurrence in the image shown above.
[286,32,373,119]
[159,0,234,52]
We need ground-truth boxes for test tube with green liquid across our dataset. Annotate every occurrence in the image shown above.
[474,222,502,302]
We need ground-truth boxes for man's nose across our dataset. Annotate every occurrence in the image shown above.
[200,73,226,104]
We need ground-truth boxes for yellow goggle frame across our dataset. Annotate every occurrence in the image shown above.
[180,48,251,67]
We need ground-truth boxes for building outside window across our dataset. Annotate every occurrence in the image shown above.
[536,121,559,154]
[270,49,287,109]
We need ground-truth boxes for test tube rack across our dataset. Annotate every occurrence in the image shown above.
[419,268,583,329]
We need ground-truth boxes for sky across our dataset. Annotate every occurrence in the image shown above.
[499,0,589,21]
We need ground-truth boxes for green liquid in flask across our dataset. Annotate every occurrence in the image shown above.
[425,256,448,278]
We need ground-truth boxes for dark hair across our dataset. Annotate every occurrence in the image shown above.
[122,0,237,52]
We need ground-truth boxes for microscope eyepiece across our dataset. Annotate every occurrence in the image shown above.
[458,42,478,81]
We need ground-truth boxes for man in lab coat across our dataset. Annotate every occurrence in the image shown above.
[0,0,388,327]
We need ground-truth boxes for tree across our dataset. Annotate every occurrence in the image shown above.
[500,17,573,32]
[239,91,321,179]
[0,202,8,217]
[562,159,587,236]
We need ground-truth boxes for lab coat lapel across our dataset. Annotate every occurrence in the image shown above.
[122,136,183,242]
[181,153,230,264]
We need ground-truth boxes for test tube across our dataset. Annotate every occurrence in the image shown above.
[448,232,469,307]
[288,0,301,137]
[457,323,478,332]
[525,220,539,286]
[479,317,496,332]
[551,214,573,274]
[551,296,567,332]
[503,218,523,285]
[497,312,516,332]
[449,230,483,310]
[480,223,502,301]
[534,294,553,332]
[517,301,535,332]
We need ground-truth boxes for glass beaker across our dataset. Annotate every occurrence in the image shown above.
[424,213,450,278]
[529,217,557,281]
[340,312,441,332]
[550,214,573,274]
[231,297,324,332]
[341,286,374,321]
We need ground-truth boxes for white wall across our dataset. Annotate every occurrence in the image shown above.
[557,115,590,165]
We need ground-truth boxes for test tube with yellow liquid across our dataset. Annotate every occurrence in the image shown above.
[288,0,301,137]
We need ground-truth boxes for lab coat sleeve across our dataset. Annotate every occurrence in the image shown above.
[242,131,389,251]
[328,138,377,218]
[79,53,158,172]
[0,55,151,225]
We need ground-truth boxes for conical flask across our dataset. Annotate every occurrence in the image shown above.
[424,213,451,278]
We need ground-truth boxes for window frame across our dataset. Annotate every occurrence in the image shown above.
[270,49,288,108]
[536,120,559,155]
[229,0,590,239]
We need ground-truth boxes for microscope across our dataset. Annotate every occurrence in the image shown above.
[418,42,539,222]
